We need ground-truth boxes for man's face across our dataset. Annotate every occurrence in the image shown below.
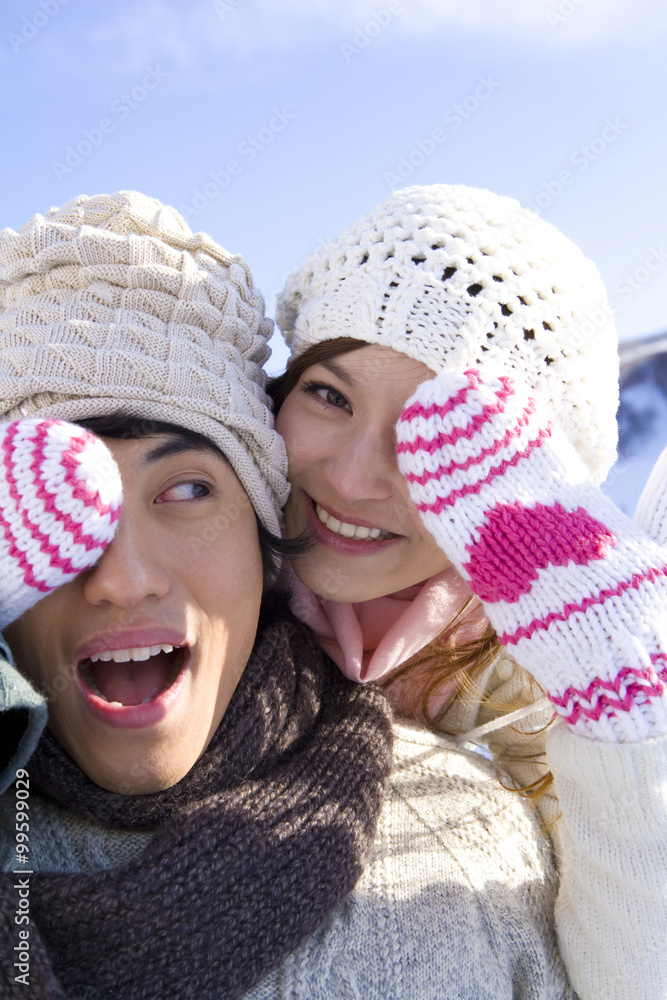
[5,433,264,794]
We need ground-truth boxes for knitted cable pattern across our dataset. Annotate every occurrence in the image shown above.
[0,191,287,533]
[396,369,667,742]
[0,418,121,629]
[277,183,618,485]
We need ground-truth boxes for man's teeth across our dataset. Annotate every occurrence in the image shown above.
[89,644,175,664]
[315,504,391,540]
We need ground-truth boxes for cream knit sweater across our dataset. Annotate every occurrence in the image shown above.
[455,654,667,1000]
[248,720,667,1000]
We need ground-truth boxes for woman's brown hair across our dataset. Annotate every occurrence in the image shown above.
[266,337,368,411]
[268,337,553,800]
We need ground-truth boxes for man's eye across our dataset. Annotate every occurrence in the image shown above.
[155,482,210,503]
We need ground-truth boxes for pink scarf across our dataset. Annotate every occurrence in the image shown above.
[285,562,489,686]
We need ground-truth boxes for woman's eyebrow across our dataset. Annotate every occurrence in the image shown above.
[319,361,357,387]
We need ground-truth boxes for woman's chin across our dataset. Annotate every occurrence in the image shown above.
[292,557,396,604]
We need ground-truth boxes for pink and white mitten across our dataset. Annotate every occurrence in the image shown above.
[634,445,667,548]
[396,369,667,742]
[0,419,122,629]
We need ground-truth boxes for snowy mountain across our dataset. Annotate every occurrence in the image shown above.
[603,332,667,515]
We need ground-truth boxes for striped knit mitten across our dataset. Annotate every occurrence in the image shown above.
[634,444,667,548]
[396,369,667,743]
[0,419,122,629]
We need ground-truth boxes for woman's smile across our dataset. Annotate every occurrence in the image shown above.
[314,499,396,541]
[300,491,403,559]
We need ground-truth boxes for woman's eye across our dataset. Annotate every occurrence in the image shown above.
[155,482,211,503]
[302,381,351,411]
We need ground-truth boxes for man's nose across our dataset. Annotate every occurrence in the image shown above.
[81,513,170,608]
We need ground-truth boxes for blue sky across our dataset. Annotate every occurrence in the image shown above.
[1,0,665,372]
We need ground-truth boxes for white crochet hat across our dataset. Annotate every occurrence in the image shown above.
[0,191,288,533]
[277,184,619,484]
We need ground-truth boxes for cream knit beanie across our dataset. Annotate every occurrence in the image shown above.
[0,191,288,534]
[277,184,619,484]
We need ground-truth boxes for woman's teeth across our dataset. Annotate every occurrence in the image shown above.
[89,645,175,664]
[315,503,393,540]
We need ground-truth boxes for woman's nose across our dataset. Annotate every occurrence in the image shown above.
[325,426,396,503]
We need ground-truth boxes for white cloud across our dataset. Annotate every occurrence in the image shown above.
[36,0,665,78]
[207,0,667,54]
[87,0,199,72]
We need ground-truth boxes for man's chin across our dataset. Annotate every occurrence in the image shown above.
[79,752,199,796]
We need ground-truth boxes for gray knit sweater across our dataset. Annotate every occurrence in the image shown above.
[3,671,667,998]
[1,721,574,999]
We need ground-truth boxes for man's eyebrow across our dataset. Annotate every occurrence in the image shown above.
[318,360,357,387]
[143,437,227,465]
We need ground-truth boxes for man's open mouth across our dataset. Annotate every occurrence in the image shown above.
[78,645,187,707]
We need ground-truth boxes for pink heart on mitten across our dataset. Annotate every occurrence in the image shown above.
[464,501,617,604]
[0,418,122,628]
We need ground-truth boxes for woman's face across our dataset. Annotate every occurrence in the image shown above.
[276,344,451,602]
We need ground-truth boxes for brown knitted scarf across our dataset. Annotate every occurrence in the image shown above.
[0,611,393,1000]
